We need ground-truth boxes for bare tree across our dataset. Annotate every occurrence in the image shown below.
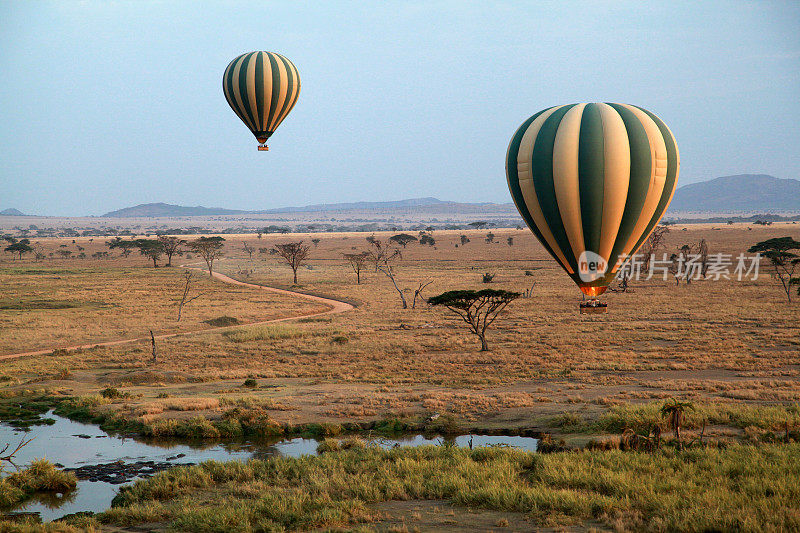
[157,236,185,267]
[411,280,433,309]
[150,330,157,363]
[343,251,369,284]
[176,271,204,321]
[367,238,401,272]
[428,289,520,351]
[367,239,406,308]
[274,242,311,284]
[241,241,255,259]
[187,236,225,276]
[698,238,709,278]
[640,225,670,272]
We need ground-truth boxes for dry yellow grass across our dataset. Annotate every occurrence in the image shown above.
[1,224,798,431]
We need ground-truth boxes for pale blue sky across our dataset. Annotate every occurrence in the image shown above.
[1,1,798,216]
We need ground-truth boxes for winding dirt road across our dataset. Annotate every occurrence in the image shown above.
[0,267,354,361]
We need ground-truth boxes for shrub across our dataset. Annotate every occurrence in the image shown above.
[482,272,495,283]
[101,387,124,399]
[204,316,240,327]
[242,378,258,388]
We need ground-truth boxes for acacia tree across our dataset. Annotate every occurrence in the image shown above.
[274,241,310,284]
[389,233,417,248]
[157,235,185,266]
[428,289,520,351]
[4,238,33,259]
[343,251,369,284]
[748,237,800,302]
[187,236,225,276]
[106,237,138,258]
[133,239,165,267]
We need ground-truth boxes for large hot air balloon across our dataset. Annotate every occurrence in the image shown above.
[506,103,679,312]
[223,51,300,151]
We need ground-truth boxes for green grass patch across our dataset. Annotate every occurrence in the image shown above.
[101,443,800,532]
[592,401,800,433]
[0,459,77,508]
[0,394,60,429]
[0,299,85,310]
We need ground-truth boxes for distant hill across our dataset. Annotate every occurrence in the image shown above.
[0,208,26,216]
[103,203,248,217]
[102,198,510,218]
[257,197,491,213]
[669,174,800,212]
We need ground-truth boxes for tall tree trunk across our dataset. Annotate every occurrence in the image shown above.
[293,269,298,284]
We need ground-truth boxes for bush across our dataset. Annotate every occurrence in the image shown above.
[100,387,124,399]
[242,378,257,388]
[482,272,495,283]
[203,316,240,327]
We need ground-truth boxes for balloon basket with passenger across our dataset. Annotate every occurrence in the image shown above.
[579,285,608,315]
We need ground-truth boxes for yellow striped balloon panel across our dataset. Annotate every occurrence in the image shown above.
[506,103,679,295]
[223,51,301,145]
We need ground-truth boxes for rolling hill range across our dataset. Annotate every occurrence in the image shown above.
[668,174,800,212]
[96,174,799,219]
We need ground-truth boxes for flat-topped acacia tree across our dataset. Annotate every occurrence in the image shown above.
[428,289,520,351]
[748,237,800,303]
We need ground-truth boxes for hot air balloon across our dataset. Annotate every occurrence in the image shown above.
[223,51,300,151]
[506,103,679,313]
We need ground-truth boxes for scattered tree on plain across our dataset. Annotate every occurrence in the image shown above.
[460,235,470,245]
[187,236,225,276]
[748,237,800,302]
[428,289,520,351]
[485,232,495,243]
[640,225,670,273]
[274,241,311,284]
[469,221,488,230]
[311,238,321,248]
[157,235,185,266]
[419,234,435,246]
[343,251,369,284]
[411,280,433,309]
[106,237,138,258]
[507,236,514,246]
[389,234,417,248]
[176,270,204,321]
[367,239,406,308]
[4,238,33,259]
[241,241,255,259]
[133,239,165,268]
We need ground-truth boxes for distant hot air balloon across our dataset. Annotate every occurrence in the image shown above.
[223,51,300,151]
[506,103,679,312]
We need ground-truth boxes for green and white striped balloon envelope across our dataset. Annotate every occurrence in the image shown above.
[223,51,300,151]
[506,103,679,297]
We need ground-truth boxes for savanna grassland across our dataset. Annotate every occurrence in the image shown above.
[1,223,800,531]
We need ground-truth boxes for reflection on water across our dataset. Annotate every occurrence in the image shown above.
[1,412,537,522]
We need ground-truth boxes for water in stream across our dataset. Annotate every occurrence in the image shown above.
[1,412,538,522]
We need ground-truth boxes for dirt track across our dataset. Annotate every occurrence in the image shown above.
[0,266,354,361]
